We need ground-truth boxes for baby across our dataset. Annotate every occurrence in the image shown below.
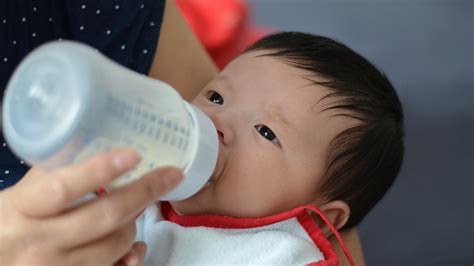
[135,31,404,265]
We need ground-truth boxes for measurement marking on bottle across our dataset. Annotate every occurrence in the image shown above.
[170,135,176,146]
[154,128,162,140]
[147,127,154,137]
[183,140,189,151]
[178,137,183,149]
[139,123,146,134]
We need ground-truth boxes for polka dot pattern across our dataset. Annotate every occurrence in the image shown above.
[0,0,166,190]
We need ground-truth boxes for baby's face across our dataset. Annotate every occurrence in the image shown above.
[171,51,352,217]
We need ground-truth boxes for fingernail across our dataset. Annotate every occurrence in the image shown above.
[112,150,141,171]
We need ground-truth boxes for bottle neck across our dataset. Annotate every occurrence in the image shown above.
[160,102,219,201]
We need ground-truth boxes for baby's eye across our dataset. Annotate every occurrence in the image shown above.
[208,90,224,105]
[255,125,280,145]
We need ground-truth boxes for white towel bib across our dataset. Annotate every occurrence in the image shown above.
[135,202,344,265]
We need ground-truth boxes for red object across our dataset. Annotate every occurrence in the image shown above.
[96,187,107,196]
[176,0,272,69]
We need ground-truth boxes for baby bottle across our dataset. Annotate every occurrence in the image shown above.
[2,41,218,201]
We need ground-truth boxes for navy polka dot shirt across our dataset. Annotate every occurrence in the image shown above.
[0,0,165,190]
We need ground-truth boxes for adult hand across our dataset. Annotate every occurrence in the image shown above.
[115,241,148,266]
[0,149,182,265]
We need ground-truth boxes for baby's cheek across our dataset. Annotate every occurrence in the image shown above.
[231,173,284,216]
[215,149,286,216]
[213,171,257,216]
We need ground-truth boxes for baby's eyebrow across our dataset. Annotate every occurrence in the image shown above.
[217,74,293,128]
[268,104,292,128]
[214,75,235,94]
[273,109,291,127]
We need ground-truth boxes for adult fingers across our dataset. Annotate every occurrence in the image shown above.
[66,221,137,265]
[50,166,182,247]
[116,242,147,266]
[132,241,148,262]
[10,149,141,217]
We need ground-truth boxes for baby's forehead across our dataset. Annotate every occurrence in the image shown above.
[219,50,356,119]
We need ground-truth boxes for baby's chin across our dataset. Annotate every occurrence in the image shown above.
[169,165,227,215]
[168,182,215,215]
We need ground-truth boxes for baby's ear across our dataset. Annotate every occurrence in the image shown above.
[314,200,350,237]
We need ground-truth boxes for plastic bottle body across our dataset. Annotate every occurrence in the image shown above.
[2,41,218,200]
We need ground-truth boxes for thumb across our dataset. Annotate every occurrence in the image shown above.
[117,242,148,266]
[132,241,148,261]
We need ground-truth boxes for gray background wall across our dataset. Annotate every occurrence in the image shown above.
[248,0,473,265]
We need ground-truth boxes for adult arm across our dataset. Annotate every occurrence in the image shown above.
[148,0,218,101]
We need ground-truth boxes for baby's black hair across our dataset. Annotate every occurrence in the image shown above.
[245,32,404,230]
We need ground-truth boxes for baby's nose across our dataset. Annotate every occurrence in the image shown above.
[210,111,235,146]
[217,130,227,146]
[216,127,233,146]
[217,130,224,141]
